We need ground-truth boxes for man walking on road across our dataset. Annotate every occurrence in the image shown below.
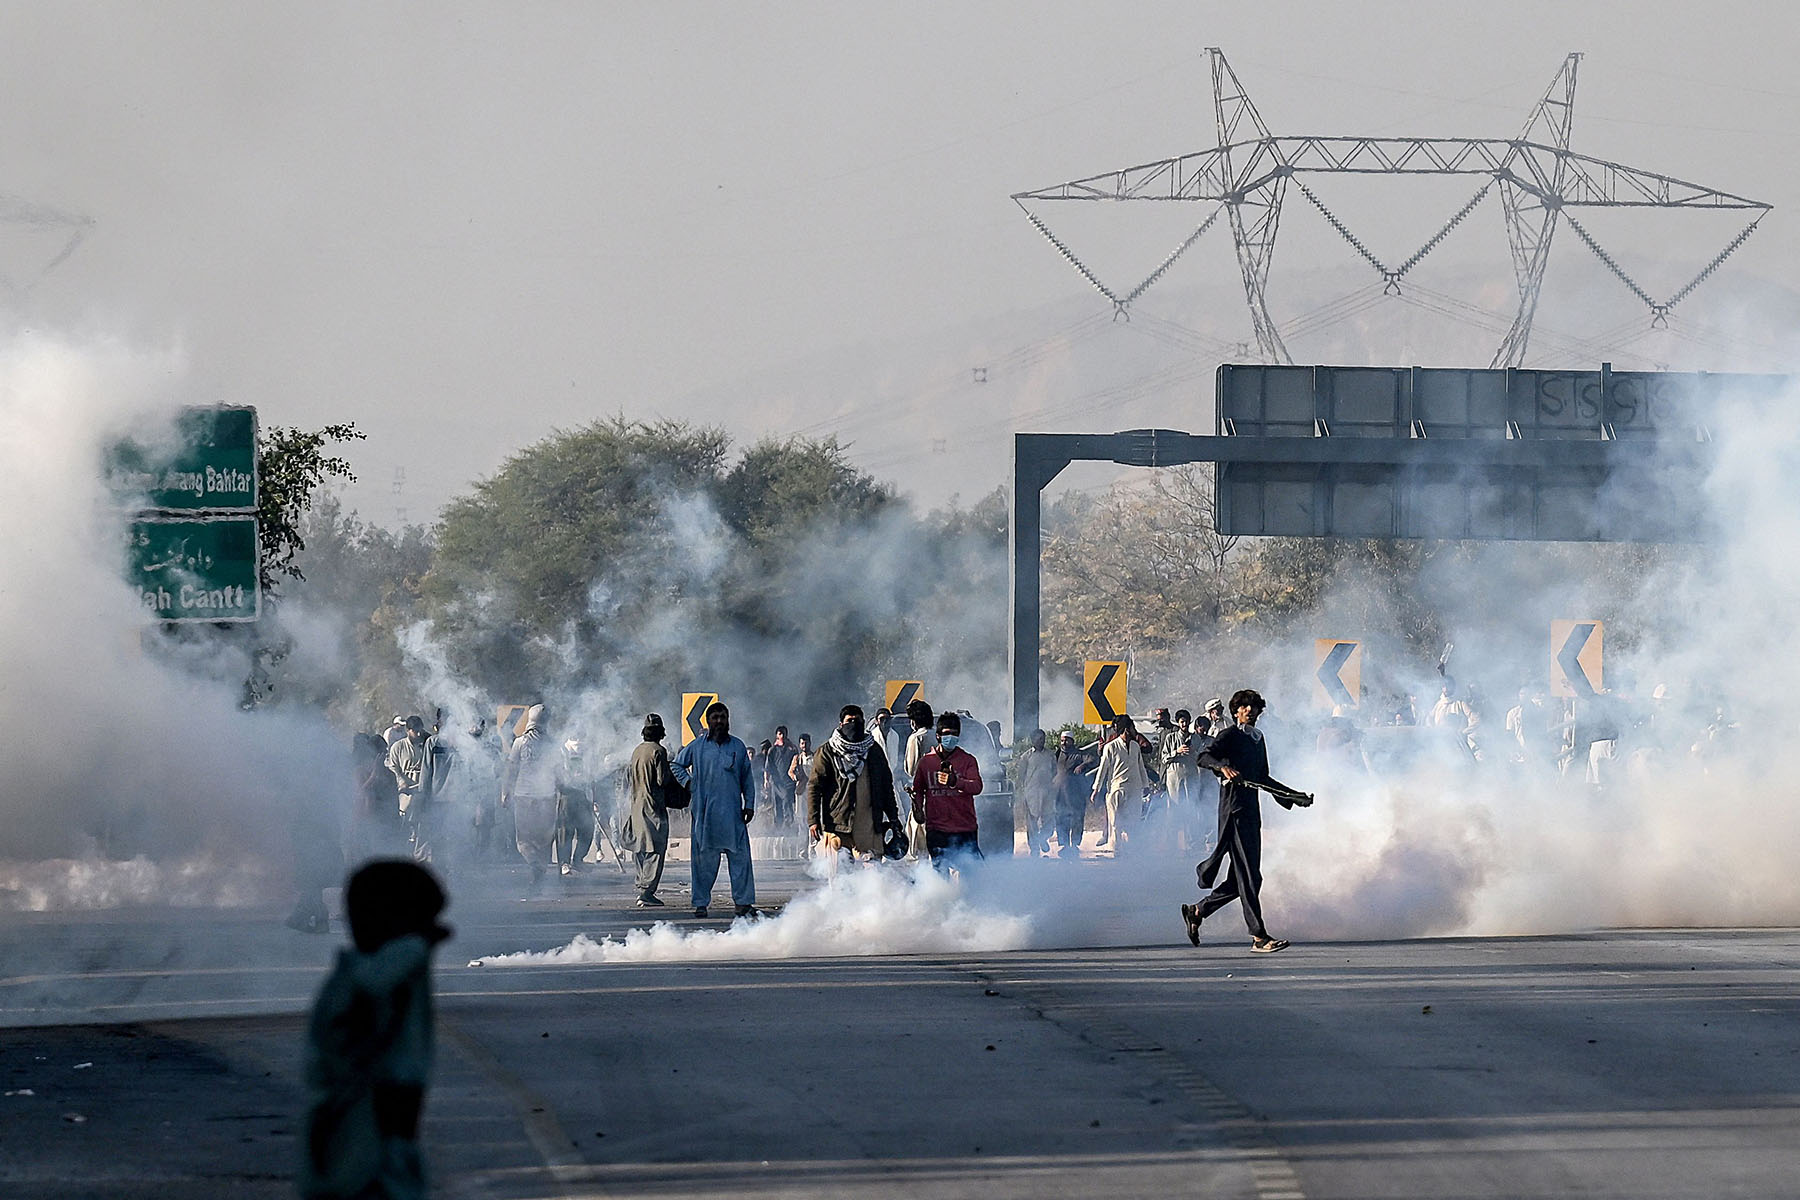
[1090,714,1152,854]
[764,726,800,835]
[1011,729,1056,855]
[672,701,758,918]
[621,713,677,907]
[912,712,984,865]
[808,704,901,860]
[1184,689,1313,954]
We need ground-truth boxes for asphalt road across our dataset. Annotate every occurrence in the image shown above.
[2,857,1798,1199]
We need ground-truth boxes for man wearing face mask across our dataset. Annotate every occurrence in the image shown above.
[911,712,984,864]
[671,701,758,919]
[807,705,902,860]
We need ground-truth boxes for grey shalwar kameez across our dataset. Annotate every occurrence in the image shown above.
[502,707,565,878]
[620,739,675,898]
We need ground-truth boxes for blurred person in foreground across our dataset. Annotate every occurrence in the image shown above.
[1183,689,1312,954]
[808,704,903,862]
[672,701,758,918]
[298,859,451,1200]
[621,713,680,907]
[912,711,984,866]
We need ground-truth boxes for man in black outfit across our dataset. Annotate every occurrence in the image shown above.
[1183,688,1312,954]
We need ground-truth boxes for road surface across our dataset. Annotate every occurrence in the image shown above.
[2,857,1797,1198]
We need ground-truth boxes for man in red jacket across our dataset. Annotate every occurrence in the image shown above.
[911,712,984,865]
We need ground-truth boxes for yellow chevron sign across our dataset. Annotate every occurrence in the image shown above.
[1083,661,1128,725]
[681,692,720,745]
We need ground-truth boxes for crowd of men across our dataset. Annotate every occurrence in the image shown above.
[320,684,1322,953]
[1326,671,1736,792]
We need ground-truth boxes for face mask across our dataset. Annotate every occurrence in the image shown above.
[938,735,960,751]
[842,718,866,741]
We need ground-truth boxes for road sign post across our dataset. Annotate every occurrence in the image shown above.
[681,692,720,745]
[1551,620,1604,697]
[107,406,259,513]
[1082,661,1128,725]
[495,704,532,749]
[126,517,260,623]
[1314,639,1363,708]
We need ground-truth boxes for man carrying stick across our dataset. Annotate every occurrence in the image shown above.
[1183,689,1313,954]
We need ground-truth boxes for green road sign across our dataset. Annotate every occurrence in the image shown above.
[107,406,258,512]
[127,517,260,622]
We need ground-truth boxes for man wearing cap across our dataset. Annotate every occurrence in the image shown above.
[671,701,758,918]
[386,716,435,843]
[621,714,677,906]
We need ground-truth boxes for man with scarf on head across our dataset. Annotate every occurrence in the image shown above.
[621,713,677,907]
[500,704,573,892]
[912,711,984,865]
[808,704,902,860]
[671,701,758,918]
[1184,688,1313,954]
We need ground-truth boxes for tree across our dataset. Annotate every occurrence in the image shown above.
[1041,467,1240,679]
[257,422,364,598]
[424,416,731,697]
[719,434,897,547]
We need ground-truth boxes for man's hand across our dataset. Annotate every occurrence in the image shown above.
[808,824,821,841]
[741,808,755,824]
[1219,766,1241,781]
[911,802,925,824]
[1294,793,1315,808]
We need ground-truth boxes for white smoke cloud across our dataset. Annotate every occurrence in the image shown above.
[0,331,344,904]
[469,856,1032,966]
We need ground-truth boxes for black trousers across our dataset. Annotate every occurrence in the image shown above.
[925,829,982,865]
[1196,808,1268,940]
[1051,784,1085,852]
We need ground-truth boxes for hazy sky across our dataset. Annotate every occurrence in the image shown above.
[4,1,1798,520]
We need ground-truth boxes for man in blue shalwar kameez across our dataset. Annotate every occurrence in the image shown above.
[671,701,758,918]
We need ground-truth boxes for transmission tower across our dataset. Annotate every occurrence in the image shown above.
[1013,50,1771,367]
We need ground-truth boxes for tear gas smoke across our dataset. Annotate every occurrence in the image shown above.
[469,857,1033,966]
[0,333,344,908]
[464,378,1800,965]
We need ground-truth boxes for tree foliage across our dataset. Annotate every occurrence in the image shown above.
[257,421,364,596]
